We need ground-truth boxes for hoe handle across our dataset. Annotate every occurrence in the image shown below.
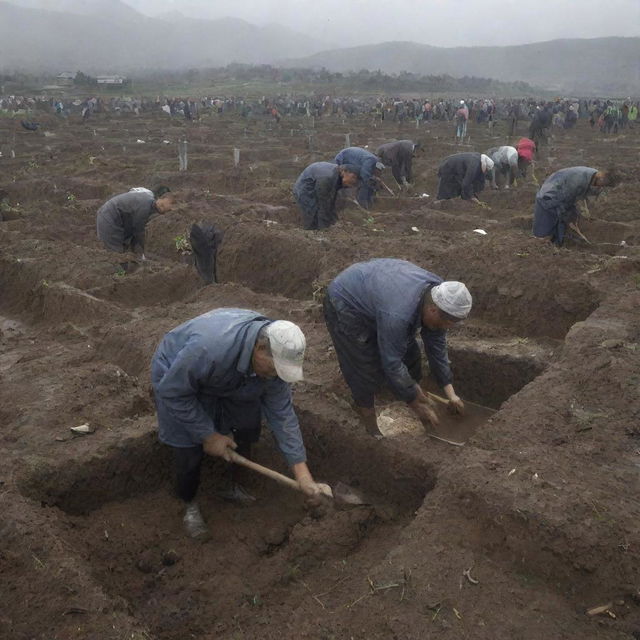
[228,450,302,492]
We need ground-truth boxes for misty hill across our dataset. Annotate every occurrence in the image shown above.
[0,1,327,72]
[287,38,640,95]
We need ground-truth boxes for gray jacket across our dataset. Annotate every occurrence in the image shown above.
[96,191,156,253]
[151,308,306,465]
[327,259,453,403]
[536,167,599,214]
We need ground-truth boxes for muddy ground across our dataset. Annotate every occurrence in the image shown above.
[1,106,639,640]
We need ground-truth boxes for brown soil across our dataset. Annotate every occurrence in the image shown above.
[1,109,639,640]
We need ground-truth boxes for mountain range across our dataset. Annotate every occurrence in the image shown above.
[0,1,326,72]
[287,38,640,95]
[1,0,638,94]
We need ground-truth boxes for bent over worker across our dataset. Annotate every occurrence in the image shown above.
[515,137,536,181]
[293,162,359,230]
[323,259,472,438]
[96,186,175,260]
[485,146,519,189]
[334,146,384,209]
[532,166,621,246]
[151,308,324,540]
[435,152,494,204]
[376,139,420,187]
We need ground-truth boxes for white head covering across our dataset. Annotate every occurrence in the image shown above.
[480,154,494,173]
[265,321,306,382]
[431,282,472,320]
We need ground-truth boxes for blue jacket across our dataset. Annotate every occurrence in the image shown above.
[327,259,453,402]
[293,161,342,222]
[151,308,306,466]
[334,147,379,186]
[535,166,599,217]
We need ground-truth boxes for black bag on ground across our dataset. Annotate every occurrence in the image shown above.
[20,120,39,131]
[189,223,223,284]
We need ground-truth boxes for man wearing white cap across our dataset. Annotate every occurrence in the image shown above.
[324,259,472,438]
[435,152,494,205]
[151,308,323,539]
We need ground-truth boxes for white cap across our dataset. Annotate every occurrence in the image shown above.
[460,100,465,104]
[480,154,494,173]
[265,321,306,383]
[431,282,472,319]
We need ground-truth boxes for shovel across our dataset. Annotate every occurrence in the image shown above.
[227,450,366,506]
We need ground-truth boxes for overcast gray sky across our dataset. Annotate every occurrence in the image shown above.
[12,0,640,48]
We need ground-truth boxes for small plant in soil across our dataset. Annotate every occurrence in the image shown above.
[174,233,192,255]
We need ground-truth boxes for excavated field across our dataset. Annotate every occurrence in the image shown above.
[1,107,640,640]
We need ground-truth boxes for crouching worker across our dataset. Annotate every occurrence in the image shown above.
[435,152,494,205]
[293,162,359,230]
[323,259,472,439]
[486,146,519,189]
[532,167,621,246]
[96,186,175,270]
[376,139,421,187]
[151,308,324,540]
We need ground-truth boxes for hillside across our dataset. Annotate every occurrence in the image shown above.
[0,1,326,72]
[286,38,640,95]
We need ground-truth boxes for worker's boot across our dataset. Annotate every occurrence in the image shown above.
[215,441,256,504]
[183,501,211,541]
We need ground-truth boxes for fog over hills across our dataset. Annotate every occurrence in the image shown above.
[1,0,638,94]
[286,38,640,95]
[0,1,327,71]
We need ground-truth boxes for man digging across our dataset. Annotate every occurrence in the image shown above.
[96,186,175,272]
[151,308,325,540]
[323,259,471,440]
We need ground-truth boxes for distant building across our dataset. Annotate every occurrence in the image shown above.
[97,75,126,85]
[56,72,76,86]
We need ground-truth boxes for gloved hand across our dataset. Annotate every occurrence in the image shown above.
[292,462,326,503]
[409,395,440,428]
[203,432,237,461]
[447,395,465,415]
[298,475,324,498]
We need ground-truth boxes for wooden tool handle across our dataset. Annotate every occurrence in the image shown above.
[426,391,450,405]
[228,450,302,492]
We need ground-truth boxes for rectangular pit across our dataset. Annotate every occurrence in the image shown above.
[18,412,432,640]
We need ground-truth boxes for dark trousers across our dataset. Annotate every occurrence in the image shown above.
[170,398,261,503]
[323,295,422,408]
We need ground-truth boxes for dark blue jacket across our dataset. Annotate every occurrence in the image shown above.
[535,166,599,217]
[293,161,342,228]
[151,308,306,465]
[334,147,379,186]
[327,259,453,402]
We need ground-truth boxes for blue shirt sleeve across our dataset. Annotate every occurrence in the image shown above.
[153,339,217,444]
[261,378,307,466]
[376,310,418,403]
[420,327,453,387]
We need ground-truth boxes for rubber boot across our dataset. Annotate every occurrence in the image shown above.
[183,501,211,541]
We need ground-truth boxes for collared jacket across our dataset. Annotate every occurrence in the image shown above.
[437,152,485,200]
[293,161,342,229]
[151,308,306,466]
[334,147,379,187]
[376,140,416,182]
[327,259,453,403]
[535,166,599,218]
[96,190,156,253]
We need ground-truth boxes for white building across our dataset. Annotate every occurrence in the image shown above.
[96,75,126,85]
